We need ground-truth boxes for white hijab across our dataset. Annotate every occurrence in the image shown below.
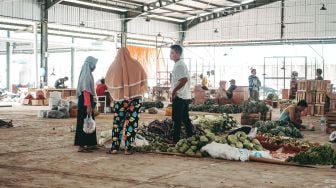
[76,56,98,97]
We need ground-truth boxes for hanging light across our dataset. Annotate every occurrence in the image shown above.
[50,66,56,76]
[320,4,327,10]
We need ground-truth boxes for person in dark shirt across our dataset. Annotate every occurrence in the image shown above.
[54,76,68,88]
[226,79,237,99]
[316,68,323,80]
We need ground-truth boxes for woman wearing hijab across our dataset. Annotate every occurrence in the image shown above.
[74,56,98,152]
[105,47,147,155]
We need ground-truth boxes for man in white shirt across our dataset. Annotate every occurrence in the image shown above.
[170,44,193,143]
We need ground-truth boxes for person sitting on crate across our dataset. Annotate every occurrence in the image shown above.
[54,76,69,89]
[315,68,323,80]
[279,100,315,131]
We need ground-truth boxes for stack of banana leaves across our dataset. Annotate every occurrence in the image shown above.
[191,113,238,135]
[287,144,336,165]
[254,120,303,138]
[189,100,242,114]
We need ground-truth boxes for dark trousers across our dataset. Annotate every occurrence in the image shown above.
[172,97,193,142]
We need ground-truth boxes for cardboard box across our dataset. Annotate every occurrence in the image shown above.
[31,99,43,106]
[23,99,31,105]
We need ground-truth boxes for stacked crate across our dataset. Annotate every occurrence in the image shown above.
[327,93,336,112]
[296,80,330,116]
[326,112,336,134]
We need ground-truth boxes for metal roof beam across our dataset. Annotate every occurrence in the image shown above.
[226,0,241,4]
[47,0,64,9]
[191,0,221,7]
[59,0,128,13]
[126,0,183,22]
[184,0,280,29]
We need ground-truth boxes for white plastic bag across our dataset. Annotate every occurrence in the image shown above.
[247,127,258,139]
[83,115,96,134]
[201,142,249,161]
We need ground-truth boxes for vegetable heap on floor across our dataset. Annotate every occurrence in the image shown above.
[189,100,242,114]
[254,120,303,138]
[218,131,264,151]
[191,113,238,135]
[287,144,336,165]
[242,99,269,115]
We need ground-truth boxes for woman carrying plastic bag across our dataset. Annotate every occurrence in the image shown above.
[74,56,98,152]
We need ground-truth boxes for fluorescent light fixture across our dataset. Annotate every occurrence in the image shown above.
[48,29,107,40]
[147,15,185,22]
[63,0,127,12]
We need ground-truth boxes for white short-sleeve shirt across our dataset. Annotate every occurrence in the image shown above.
[171,60,191,99]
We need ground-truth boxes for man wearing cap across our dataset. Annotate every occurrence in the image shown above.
[226,79,237,99]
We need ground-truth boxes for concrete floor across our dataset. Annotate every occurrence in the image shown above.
[0,105,335,188]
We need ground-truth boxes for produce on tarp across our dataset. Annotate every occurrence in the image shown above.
[189,100,242,114]
[287,144,336,165]
[254,120,302,138]
[166,133,215,156]
[218,131,264,151]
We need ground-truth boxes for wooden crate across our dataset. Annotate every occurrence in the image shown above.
[241,112,260,125]
[314,104,325,116]
[296,91,306,102]
[306,91,316,103]
[297,80,307,90]
[306,80,316,91]
[232,86,249,105]
[316,80,331,92]
[307,104,315,116]
[315,92,326,104]
[329,100,336,112]
[31,99,43,106]
[326,112,336,121]
[282,89,289,99]
[327,93,336,100]
[260,111,272,121]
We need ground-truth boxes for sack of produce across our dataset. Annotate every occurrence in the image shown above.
[201,142,249,161]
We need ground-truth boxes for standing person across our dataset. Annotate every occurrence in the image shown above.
[74,56,98,152]
[54,76,68,88]
[289,71,298,100]
[170,44,193,143]
[226,79,237,99]
[316,68,323,80]
[248,68,261,100]
[105,47,147,155]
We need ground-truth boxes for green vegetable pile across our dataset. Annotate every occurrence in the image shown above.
[142,101,164,109]
[166,132,215,156]
[136,129,170,152]
[267,93,279,100]
[191,113,238,135]
[242,99,269,115]
[189,100,242,114]
[143,119,205,141]
[218,131,263,150]
[287,144,336,165]
[254,120,303,138]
